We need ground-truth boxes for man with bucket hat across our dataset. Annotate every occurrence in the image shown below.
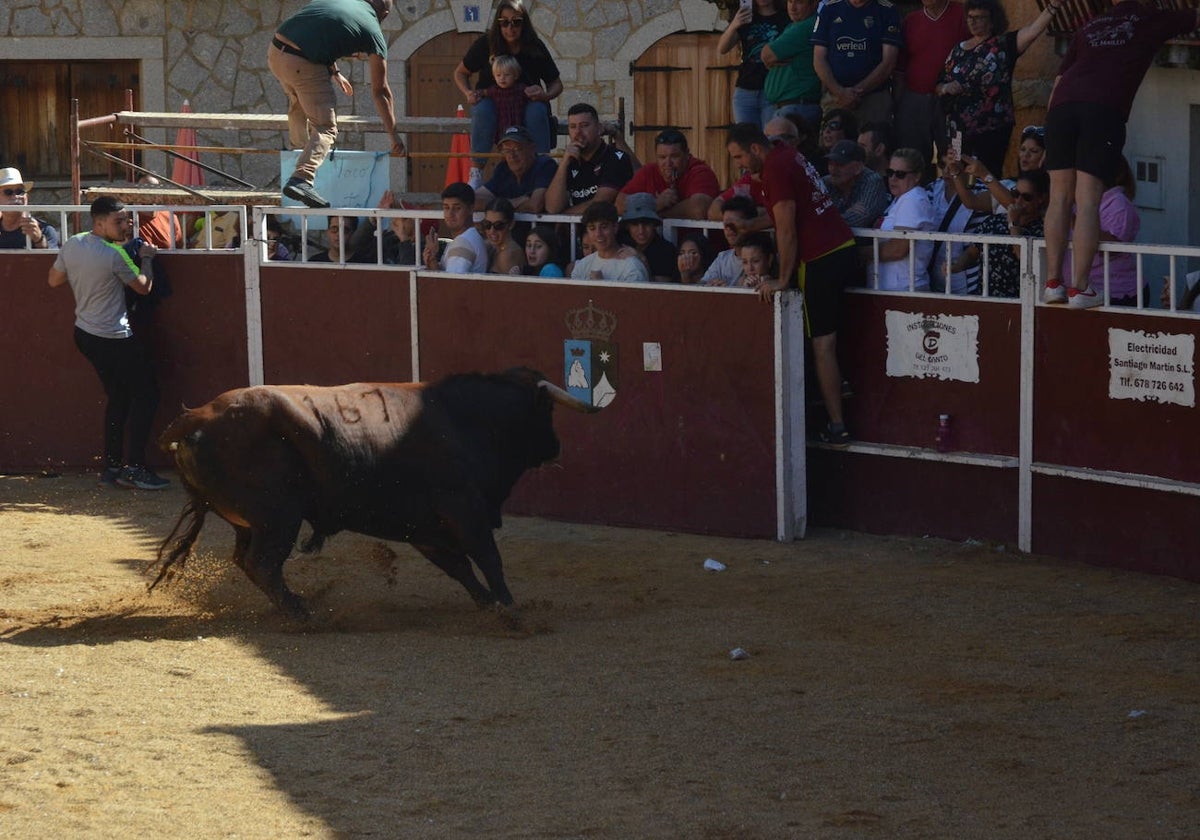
[0,167,59,250]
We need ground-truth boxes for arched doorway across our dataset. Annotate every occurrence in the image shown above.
[631,33,739,186]
[406,31,477,194]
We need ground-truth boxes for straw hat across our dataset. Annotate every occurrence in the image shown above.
[0,167,33,191]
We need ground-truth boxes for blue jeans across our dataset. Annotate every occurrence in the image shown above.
[470,98,553,166]
[732,87,775,130]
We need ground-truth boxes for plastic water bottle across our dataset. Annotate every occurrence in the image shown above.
[935,414,952,452]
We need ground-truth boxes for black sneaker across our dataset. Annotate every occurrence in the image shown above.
[98,466,122,487]
[817,423,851,447]
[283,177,330,209]
[116,466,170,490]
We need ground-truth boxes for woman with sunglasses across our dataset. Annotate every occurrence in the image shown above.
[956,168,1050,298]
[935,0,1056,176]
[815,108,858,176]
[453,0,562,189]
[947,124,1046,214]
[875,149,935,291]
[481,197,525,275]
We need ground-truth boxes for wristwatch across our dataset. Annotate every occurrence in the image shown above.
[984,174,996,184]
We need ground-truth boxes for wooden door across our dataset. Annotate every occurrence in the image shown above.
[0,60,138,179]
[632,34,740,187]
[406,32,478,195]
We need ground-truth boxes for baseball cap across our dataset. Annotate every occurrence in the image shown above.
[498,125,535,147]
[827,140,865,165]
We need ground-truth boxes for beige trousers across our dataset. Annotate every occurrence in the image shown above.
[267,44,338,183]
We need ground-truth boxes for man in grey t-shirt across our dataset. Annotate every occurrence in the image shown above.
[47,196,169,490]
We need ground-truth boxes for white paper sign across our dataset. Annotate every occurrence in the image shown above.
[280,150,390,231]
[1108,328,1195,407]
[885,311,980,382]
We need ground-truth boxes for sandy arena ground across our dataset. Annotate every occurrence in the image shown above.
[1,472,1198,838]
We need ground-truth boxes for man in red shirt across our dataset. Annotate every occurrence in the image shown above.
[617,129,720,220]
[726,123,858,445]
[894,0,967,170]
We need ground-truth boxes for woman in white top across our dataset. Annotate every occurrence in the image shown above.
[875,148,935,291]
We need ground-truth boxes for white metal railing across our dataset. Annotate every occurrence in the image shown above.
[251,208,726,270]
[17,201,1194,312]
[0,203,247,252]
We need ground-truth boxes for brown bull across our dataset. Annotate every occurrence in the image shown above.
[152,368,595,619]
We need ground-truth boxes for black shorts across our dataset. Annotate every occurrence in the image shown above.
[1044,101,1126,182]
[799,243,855,338]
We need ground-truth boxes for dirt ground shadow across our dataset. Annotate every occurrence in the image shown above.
[1,473,1198,838]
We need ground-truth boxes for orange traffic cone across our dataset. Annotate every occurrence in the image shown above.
[445,104,472,187]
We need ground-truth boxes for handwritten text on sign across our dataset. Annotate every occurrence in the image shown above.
[885,311,980,383]
[1108,329,1195,407]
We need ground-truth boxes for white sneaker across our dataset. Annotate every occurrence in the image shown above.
[467,167,483,189]
[1043,278,1068,304]
[1067,284,1103,309]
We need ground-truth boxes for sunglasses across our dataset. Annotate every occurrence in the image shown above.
[2,187,26,196]
[885,169,915,179]
[1010,188,1040,202]
[498,17,524,28]
[822,121,842,130]
[481,220,510,231]
[1021,125,1046,138]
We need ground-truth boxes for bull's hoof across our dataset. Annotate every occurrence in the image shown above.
[279,595,312,624]
[470,592,498,609]
[493,601,524,631]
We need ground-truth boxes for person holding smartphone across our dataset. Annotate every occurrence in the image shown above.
[0,168,59,250]
[718,0,790,129]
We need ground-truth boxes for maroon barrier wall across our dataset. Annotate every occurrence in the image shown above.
[1031,307,1200,574]
[838,294,1022,454]
[1,253,248,470]
[1033,307,1200,481]
[260,266,413,384]
[413,276,779,537]
[810,291,1200,580]
[808,292,1024,545]
[808,451,1020,545]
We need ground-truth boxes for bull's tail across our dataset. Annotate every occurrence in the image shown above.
[150,499,209,592]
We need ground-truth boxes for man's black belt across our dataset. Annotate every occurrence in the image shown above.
[272,37,307,60]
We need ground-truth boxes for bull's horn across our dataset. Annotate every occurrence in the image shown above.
[537,379,600,413]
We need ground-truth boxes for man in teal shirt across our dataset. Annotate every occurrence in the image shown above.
[762,0,822,131]
[268,0,405,208]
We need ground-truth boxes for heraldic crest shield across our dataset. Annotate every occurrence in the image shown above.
[564,300,618,408]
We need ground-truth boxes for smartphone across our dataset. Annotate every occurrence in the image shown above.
[739,0,752,12]
[951,131,963,159]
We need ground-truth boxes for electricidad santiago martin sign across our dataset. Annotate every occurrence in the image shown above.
[1108,328,1195,408]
